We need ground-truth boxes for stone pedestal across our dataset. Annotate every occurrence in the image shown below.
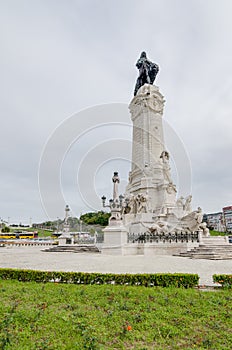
[101,224,128,255]
[58,234,73,245]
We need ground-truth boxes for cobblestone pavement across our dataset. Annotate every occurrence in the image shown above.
[0,246,231,286]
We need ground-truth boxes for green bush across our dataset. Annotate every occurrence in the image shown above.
[0,268,199,288]
[213,274,232,288]
[1,226,10,233]
[80,211,110,226]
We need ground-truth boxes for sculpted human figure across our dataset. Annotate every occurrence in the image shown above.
[148,221,169,235]
[136,194,142,213]
[142,192,149,213]
[123,194,135,214]
[148,223,161,234]
[136,193,149,213]
[160,151,173,184]
[128,194,135,214]
[157,221,169,234]
[199,222,210,237]
[176,196,184,207]
[184,195,192,213]
[181,206,203,231]
[195,207,203,224]
[134,51,159,96]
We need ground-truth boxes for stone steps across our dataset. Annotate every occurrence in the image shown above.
[43,245,100,253]
[179,251,232,260]
[176,236,232,260]
[201,237,228,245]
[198,245,232,250]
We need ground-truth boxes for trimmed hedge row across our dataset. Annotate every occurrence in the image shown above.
[213,274,232,288]
[0,268,199,288]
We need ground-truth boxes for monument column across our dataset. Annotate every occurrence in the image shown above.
[130,83,165,173]
[125,83,176,215]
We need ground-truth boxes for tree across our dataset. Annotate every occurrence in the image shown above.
[80,211,110,226]
[2,226,10,233]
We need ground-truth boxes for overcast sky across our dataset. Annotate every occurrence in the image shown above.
[1,0,232,223]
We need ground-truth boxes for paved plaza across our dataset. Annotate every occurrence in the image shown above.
[0,246,232,286]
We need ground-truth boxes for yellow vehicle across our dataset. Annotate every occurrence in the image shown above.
[0,231,38,239]
[0,233,16,239]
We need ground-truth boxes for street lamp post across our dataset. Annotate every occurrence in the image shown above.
[101,172,124,224]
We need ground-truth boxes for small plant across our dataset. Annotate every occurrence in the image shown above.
[213,274,232,288]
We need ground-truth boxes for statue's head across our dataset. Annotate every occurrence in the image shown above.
[140,51,147,58]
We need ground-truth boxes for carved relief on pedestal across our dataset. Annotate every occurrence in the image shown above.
[124,192,151,215]
[136,193,149,213]
[129,84,165,119]
[166,183,177,194]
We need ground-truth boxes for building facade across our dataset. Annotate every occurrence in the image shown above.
[204,212,225,232]
[223,206,232,233]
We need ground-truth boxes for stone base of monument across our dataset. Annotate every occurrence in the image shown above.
[58,234,74,245]
[124,242,199,256]
[101,241,199,256]
[101,225,128,255]
[101,219,200,255]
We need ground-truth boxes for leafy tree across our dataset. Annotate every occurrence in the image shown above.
[1,226,10,233]
[44,221,52,227]
[80,211,110,226]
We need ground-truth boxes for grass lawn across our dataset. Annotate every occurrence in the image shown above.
[34,229,55,238]
[0,280,231,349]
[10,228,55,238]
[209,230,227,237]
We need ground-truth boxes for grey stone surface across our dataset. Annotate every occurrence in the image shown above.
[0,246,231,286]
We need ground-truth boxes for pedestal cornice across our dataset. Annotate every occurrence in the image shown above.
[129,84,165,120]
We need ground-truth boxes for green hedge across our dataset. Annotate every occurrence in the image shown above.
[0,268,199,288]
[213,274,232,288]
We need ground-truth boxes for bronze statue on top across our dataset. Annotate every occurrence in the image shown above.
[134,52,159,96]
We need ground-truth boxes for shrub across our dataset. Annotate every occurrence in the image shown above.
[213,274,232,288]
[1,226,10,233]
[0,268,199,288]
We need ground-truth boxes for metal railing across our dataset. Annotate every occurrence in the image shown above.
[128,231,199,244]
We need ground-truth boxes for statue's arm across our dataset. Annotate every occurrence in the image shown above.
[136,59,143,69]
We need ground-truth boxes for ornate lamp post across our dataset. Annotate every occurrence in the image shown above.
[101,172,124,224]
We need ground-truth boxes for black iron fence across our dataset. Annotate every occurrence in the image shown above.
[128,232,199,244]
[73,233,104,245]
